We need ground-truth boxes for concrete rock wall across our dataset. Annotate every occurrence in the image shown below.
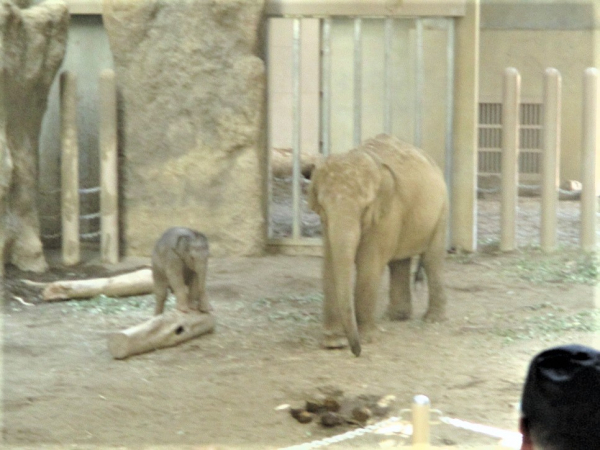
[0,0,69,274]
[103,0,267,257]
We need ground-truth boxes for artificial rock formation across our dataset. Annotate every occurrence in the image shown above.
[0,0,69,274]
[102,0,267,257]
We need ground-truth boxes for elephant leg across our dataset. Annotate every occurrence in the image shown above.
[153,271,169,315]
[194,262,211,313]
[354,248,387,339]
[387,258,412,320]
[167,267,192,313]
[321,238,348,349]
[421,227,447,322]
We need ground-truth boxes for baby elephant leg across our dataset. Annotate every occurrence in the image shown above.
[166,267,192,313]
[153,271,169,316]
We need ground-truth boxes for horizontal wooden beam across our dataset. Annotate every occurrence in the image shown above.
[265,0,466,17]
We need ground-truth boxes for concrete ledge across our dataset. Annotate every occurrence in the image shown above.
[64,0,101,15]
[68,0,466,17]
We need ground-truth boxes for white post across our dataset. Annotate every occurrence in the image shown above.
[541,68,561,252]
[100,69,119,264]
[500,68,520,252]
[60,71,80,266]
[412,395,431,449]
[581,68,600,252]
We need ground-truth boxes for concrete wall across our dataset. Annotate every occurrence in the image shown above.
[479,0,599,183]
[38,14,114,247]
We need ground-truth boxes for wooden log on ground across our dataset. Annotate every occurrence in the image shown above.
[42,268,153,301]
[108,311,216,359]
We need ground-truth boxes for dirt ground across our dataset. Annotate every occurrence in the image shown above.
[3,197,600,449]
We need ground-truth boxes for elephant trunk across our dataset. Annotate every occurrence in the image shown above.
[327,220,362,356]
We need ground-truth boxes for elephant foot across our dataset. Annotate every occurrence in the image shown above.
[358,325,379,344]
[387,307,412,321]
[321,332,348,350]
[198,303,213,313]
[423,309,446,323]
[176,305,193,314]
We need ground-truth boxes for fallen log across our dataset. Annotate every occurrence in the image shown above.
[42,268,153,301]
[108,310,216,359]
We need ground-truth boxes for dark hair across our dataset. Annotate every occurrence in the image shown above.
[521,345,600,450]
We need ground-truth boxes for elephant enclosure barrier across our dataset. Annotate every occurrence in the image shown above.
[43,68,119,266]
[281,395,521,449]
[486,67,600,252]
[266,10,600,253]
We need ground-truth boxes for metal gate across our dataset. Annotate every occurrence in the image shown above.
[265,11,459,251]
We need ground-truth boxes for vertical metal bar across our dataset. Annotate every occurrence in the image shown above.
[500,67,521,252]
[99,69,119,264]
[581,67,599,251]
[292,18,302,239]
[384,17,393,134]
[541,69,561,253]
[353,17,362,146]
[445,18,455,245]
[320,18,331,157]
[414,18,424,148]
[60,71,80,266]
[266,18,273,239]
[412,395,431,449]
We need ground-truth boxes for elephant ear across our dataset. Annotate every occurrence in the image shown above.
[174,235,190,258]
[361,161,396,230]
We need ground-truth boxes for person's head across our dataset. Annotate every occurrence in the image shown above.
[520,344,600,450]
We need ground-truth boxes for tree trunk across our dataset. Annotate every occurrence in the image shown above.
[42,268,153,301]
[107,311,216,359]
[0,1,70,274]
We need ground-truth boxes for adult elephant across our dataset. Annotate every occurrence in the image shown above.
[308,134,448,356]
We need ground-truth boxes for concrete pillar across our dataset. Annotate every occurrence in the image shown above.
[541,68,561,253]
[99,69,119,264]
[500,68,520,252]
[450,0,479,252]
[581,68,600,252]
[60,71,80,266]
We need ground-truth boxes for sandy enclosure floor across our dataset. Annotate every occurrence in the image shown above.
[4,195,600,449]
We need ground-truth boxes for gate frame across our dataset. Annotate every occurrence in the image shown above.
[264,0,480,254]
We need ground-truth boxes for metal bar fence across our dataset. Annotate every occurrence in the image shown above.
[267,16,456,246]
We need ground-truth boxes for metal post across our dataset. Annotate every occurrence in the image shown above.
[412,395,431,449]
[500,68,520,252]
[581,68,600,251]
[292,18,302,239]
[320,18,332,157]
[353,17,362,146]
[414,18,424,148]
[100,69,119,264]
[444,18,455,245]
[384,17,393,134]
[541,68,561,252]
[60,71,80,266]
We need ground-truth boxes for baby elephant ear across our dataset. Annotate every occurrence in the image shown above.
[175,235,190,257]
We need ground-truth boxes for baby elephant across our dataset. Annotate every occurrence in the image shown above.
[152,227,210,315]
